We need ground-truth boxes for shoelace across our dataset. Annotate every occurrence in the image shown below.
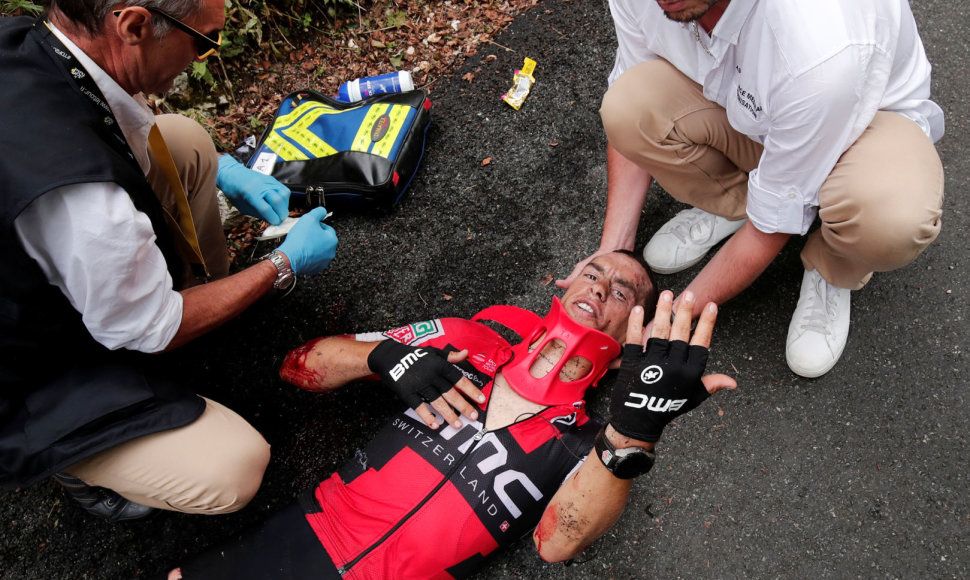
[799,275,841,335]
[668,209,717,245]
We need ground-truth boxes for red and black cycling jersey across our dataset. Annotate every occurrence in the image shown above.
[301,317,603,579]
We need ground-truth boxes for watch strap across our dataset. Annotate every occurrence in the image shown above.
[594,426,655,479]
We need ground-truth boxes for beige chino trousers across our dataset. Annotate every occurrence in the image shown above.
[601,60,944,290]
[65,114,269,515]
[147,113,231,285]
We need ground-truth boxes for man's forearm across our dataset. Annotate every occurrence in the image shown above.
[165,260,278,350]
[599,143,653,252]
[279,336,378,392]
[533,425,654,562]
[682,220,791,317]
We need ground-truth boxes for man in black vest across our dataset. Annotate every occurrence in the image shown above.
[0,0,338,520]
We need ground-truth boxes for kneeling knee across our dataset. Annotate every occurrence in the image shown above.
[829,213,940,272]
[174,440,271,515]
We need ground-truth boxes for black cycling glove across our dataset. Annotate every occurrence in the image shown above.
[367,340,466,409]
[609,339,711,443]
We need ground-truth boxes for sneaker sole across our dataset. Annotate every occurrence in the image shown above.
[786,348,844,378]
[642,251,708,274]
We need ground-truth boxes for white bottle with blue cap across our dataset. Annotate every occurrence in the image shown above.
[336,71,414,102]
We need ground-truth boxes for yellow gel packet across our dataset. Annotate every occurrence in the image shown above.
[501,58,537,110]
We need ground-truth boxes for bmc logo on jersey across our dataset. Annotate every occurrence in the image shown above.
[390,349,427,381]
[624,393,688,413]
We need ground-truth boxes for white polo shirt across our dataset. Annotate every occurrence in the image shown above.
[13,25,183,353]
[608,0,945,235]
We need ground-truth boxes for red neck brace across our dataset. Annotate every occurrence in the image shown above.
[475,297,621,406]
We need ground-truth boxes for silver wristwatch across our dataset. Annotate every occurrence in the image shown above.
[261,250,295,290]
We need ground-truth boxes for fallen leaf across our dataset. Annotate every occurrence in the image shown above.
[462,72,475,83]
[196,0,546,266]
[443,294,453,301]
[481,157,493,166]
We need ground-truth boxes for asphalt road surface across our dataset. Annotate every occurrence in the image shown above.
[2,1,967,578]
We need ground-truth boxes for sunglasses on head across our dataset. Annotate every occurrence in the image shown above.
[113,7,222,59]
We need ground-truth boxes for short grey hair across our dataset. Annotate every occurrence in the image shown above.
[46,0,203,37]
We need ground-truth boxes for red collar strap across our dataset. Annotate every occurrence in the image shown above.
[471,304,541,338]
[472,297,621,406]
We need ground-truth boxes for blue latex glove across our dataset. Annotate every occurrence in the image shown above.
[216,155,290,225]
[277,207,338,275]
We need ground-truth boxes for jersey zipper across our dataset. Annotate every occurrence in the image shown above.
[337,425,490,576]
[335,396,577,577]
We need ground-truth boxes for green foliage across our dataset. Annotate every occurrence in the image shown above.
[0,0,367,99]
[189,61,215,86]
[223,0,361,45]
[0,0,42,17]
[385,9,407,29]
[316,0,361,20]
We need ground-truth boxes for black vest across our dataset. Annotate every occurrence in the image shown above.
[0,18,202,487]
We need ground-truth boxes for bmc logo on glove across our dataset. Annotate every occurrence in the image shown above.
[390,349,428,381]
[624,393,689,412]
[610,340,712,443]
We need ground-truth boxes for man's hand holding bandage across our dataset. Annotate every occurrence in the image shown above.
[217,155,290,225]
[609,291,736,444]
[368,340,486,430]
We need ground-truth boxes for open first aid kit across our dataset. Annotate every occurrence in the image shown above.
[236,88,432,213]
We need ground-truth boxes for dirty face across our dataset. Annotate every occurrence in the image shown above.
[560,252,652,343]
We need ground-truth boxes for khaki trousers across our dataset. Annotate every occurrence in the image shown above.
[601,60,944,290]
[147,113,230,286]
[65,116,269,515]
[66,398,270,514]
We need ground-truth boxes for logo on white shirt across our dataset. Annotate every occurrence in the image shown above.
[736,85,762,120]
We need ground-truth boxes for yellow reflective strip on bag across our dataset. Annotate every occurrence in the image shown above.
[369,104,410,158]
[352,104,390,152]
[263,133,309,161]
[281,107,338,158]
[273,100,329,127]
[265,100,345,160]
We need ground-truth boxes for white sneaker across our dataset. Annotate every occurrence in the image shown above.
[786,269,851,378]
[642,208,746,274]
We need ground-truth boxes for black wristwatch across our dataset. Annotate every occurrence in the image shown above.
[594,425,655,479]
